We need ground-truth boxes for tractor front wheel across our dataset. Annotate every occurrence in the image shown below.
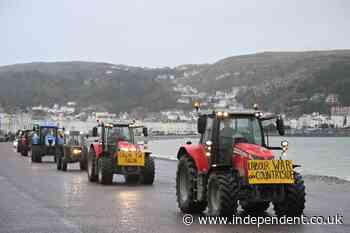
[21,150,28,157]
[273,172,306,217]
[140,155,155,185]
[80,160,87,171]
[98,157,113,185]
[61,159,67,171]
[87,149,98,182]
[31,147,42,163]
[56,156,62,170]
[207,171,239,216]
[176,155,207,214]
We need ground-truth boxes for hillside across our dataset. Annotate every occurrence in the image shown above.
[176,50,350,116]
[0,62,179,112]
[1,50,350,115]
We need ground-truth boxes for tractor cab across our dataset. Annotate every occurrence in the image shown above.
[91,122,148,151]
[197,110,286,169]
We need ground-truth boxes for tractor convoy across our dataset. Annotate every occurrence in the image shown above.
[11,104,306,219]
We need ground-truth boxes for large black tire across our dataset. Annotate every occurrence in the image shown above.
[140,155,155,185]
[80,160,87,171]
[87,149,98,182]
[125,174,140,184]
[61,159,67,171]
[21,150,28,157]
[98,157,113,185]
[207,171,239,216]
[240,201,270,214]
[56,156,62,170]
[273,172,306,217]
[176,155,207,214]
[31,146,42,163]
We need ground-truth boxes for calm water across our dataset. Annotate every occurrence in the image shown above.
[149,137,350,181]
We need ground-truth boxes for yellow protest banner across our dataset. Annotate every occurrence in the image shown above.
[248,160,294,184]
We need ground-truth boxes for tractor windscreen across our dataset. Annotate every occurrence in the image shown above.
[107,127,131,143]
[219,116,263,146]
[68,135,81,145]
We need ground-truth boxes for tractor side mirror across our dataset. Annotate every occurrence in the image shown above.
[142,127,148,137]
[92,127,98,137]
[276,116,285,136]
[197,115,207,134]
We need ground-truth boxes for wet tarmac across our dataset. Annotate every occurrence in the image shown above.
[0,143,349,233]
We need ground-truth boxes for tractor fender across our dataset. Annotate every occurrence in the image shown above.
[91,143,102,158]
[177,144,209,173]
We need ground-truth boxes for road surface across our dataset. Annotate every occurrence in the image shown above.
[0,143,349,233]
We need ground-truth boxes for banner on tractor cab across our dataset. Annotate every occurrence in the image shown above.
[248,160,294,184]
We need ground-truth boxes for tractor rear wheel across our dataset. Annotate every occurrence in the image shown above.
[140,155,155,185]
[87,149,98,182]
[240,201,270,214]
[125,174,140,184]
[98,157,113,185]
[207,171,239,216]
[273,172,306,217]
[176,155,207,214]
[31,147,42,163]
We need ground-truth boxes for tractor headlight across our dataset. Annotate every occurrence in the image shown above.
[281,140,288,152]
[205,140,212,146]
[72,148,81,155]
[216,111,228,118]
[205,140,212,156]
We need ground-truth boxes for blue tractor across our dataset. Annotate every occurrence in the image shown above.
[31,123,60,163]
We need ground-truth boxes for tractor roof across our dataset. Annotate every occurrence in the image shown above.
[104,121,145,128]
[199,109,258,117]
[66,130,81,136]
[35,122,59,128]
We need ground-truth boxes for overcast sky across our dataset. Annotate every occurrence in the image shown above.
[1,0,349,67]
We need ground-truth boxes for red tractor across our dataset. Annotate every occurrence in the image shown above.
[176,106,305,217]
[17,129,31,156]
[85,122,155,185]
